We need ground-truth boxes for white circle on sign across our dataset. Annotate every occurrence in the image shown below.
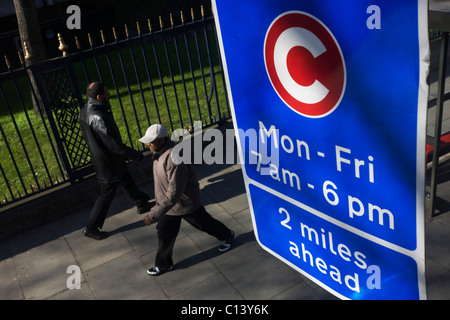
[264,11,346,118]
[274,27,329,104]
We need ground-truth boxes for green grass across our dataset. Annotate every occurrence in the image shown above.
[0,98,64,202]
[0,28,229,205]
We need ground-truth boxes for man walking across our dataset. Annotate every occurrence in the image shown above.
[78,82,152,240]
[140,124,234,276]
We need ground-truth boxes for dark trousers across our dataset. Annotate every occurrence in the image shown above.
[86,171,150,230]
[155,206,231,270]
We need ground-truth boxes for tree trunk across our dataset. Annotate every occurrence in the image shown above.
[13,0,47,116]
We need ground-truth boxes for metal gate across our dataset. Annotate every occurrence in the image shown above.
[0,9,229,207]
[30,59,93,182]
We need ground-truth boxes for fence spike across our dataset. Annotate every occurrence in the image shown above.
[147,19,152,32]
[4,55,11,70]
[125,24,129,38]
[191,8,195,21]
[100,30,105,44]
[112,27,118,41]
[75,36,81,50]
[23,41,33,61]
[136,21,141,36]
[170,13,174,27]
[181,11,185,24]
[159,16,163,29]
[88,33,93,47]
[17,51,24,66]
[57,33,69,56]
[201,5,205,18]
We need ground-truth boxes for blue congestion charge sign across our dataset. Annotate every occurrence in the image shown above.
[213,0,429,299]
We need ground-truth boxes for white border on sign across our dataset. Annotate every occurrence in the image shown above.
[263,10,347,119]
[415,0,430,301]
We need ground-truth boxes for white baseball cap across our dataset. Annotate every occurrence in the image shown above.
[139,124,168,144]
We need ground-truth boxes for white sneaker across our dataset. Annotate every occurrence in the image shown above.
[146,266,173,276]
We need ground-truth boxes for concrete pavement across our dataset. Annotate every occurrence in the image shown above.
[0,162,339,300]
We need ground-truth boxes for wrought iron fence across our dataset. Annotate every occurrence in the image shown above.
[0,6,230,208]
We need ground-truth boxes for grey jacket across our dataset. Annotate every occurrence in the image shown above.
[148,140,202,221]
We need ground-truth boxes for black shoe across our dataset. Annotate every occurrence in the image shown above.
[83,228,108,240]
[218,230,234,252]
[146,266,173,276]
[137,200,155,215]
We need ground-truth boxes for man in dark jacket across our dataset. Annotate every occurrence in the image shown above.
[78,82,151,240]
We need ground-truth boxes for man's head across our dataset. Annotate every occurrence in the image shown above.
[139,124,168,152]
[87,82,109,103]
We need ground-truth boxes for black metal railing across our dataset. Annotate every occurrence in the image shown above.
[0,6,230,208]
[0,60,67,205]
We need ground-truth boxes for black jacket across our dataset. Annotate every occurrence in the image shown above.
[78,97,141,183]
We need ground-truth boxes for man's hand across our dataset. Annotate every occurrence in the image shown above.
[143,214,153,226]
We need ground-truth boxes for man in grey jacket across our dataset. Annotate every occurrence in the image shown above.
[141,124,234,276]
